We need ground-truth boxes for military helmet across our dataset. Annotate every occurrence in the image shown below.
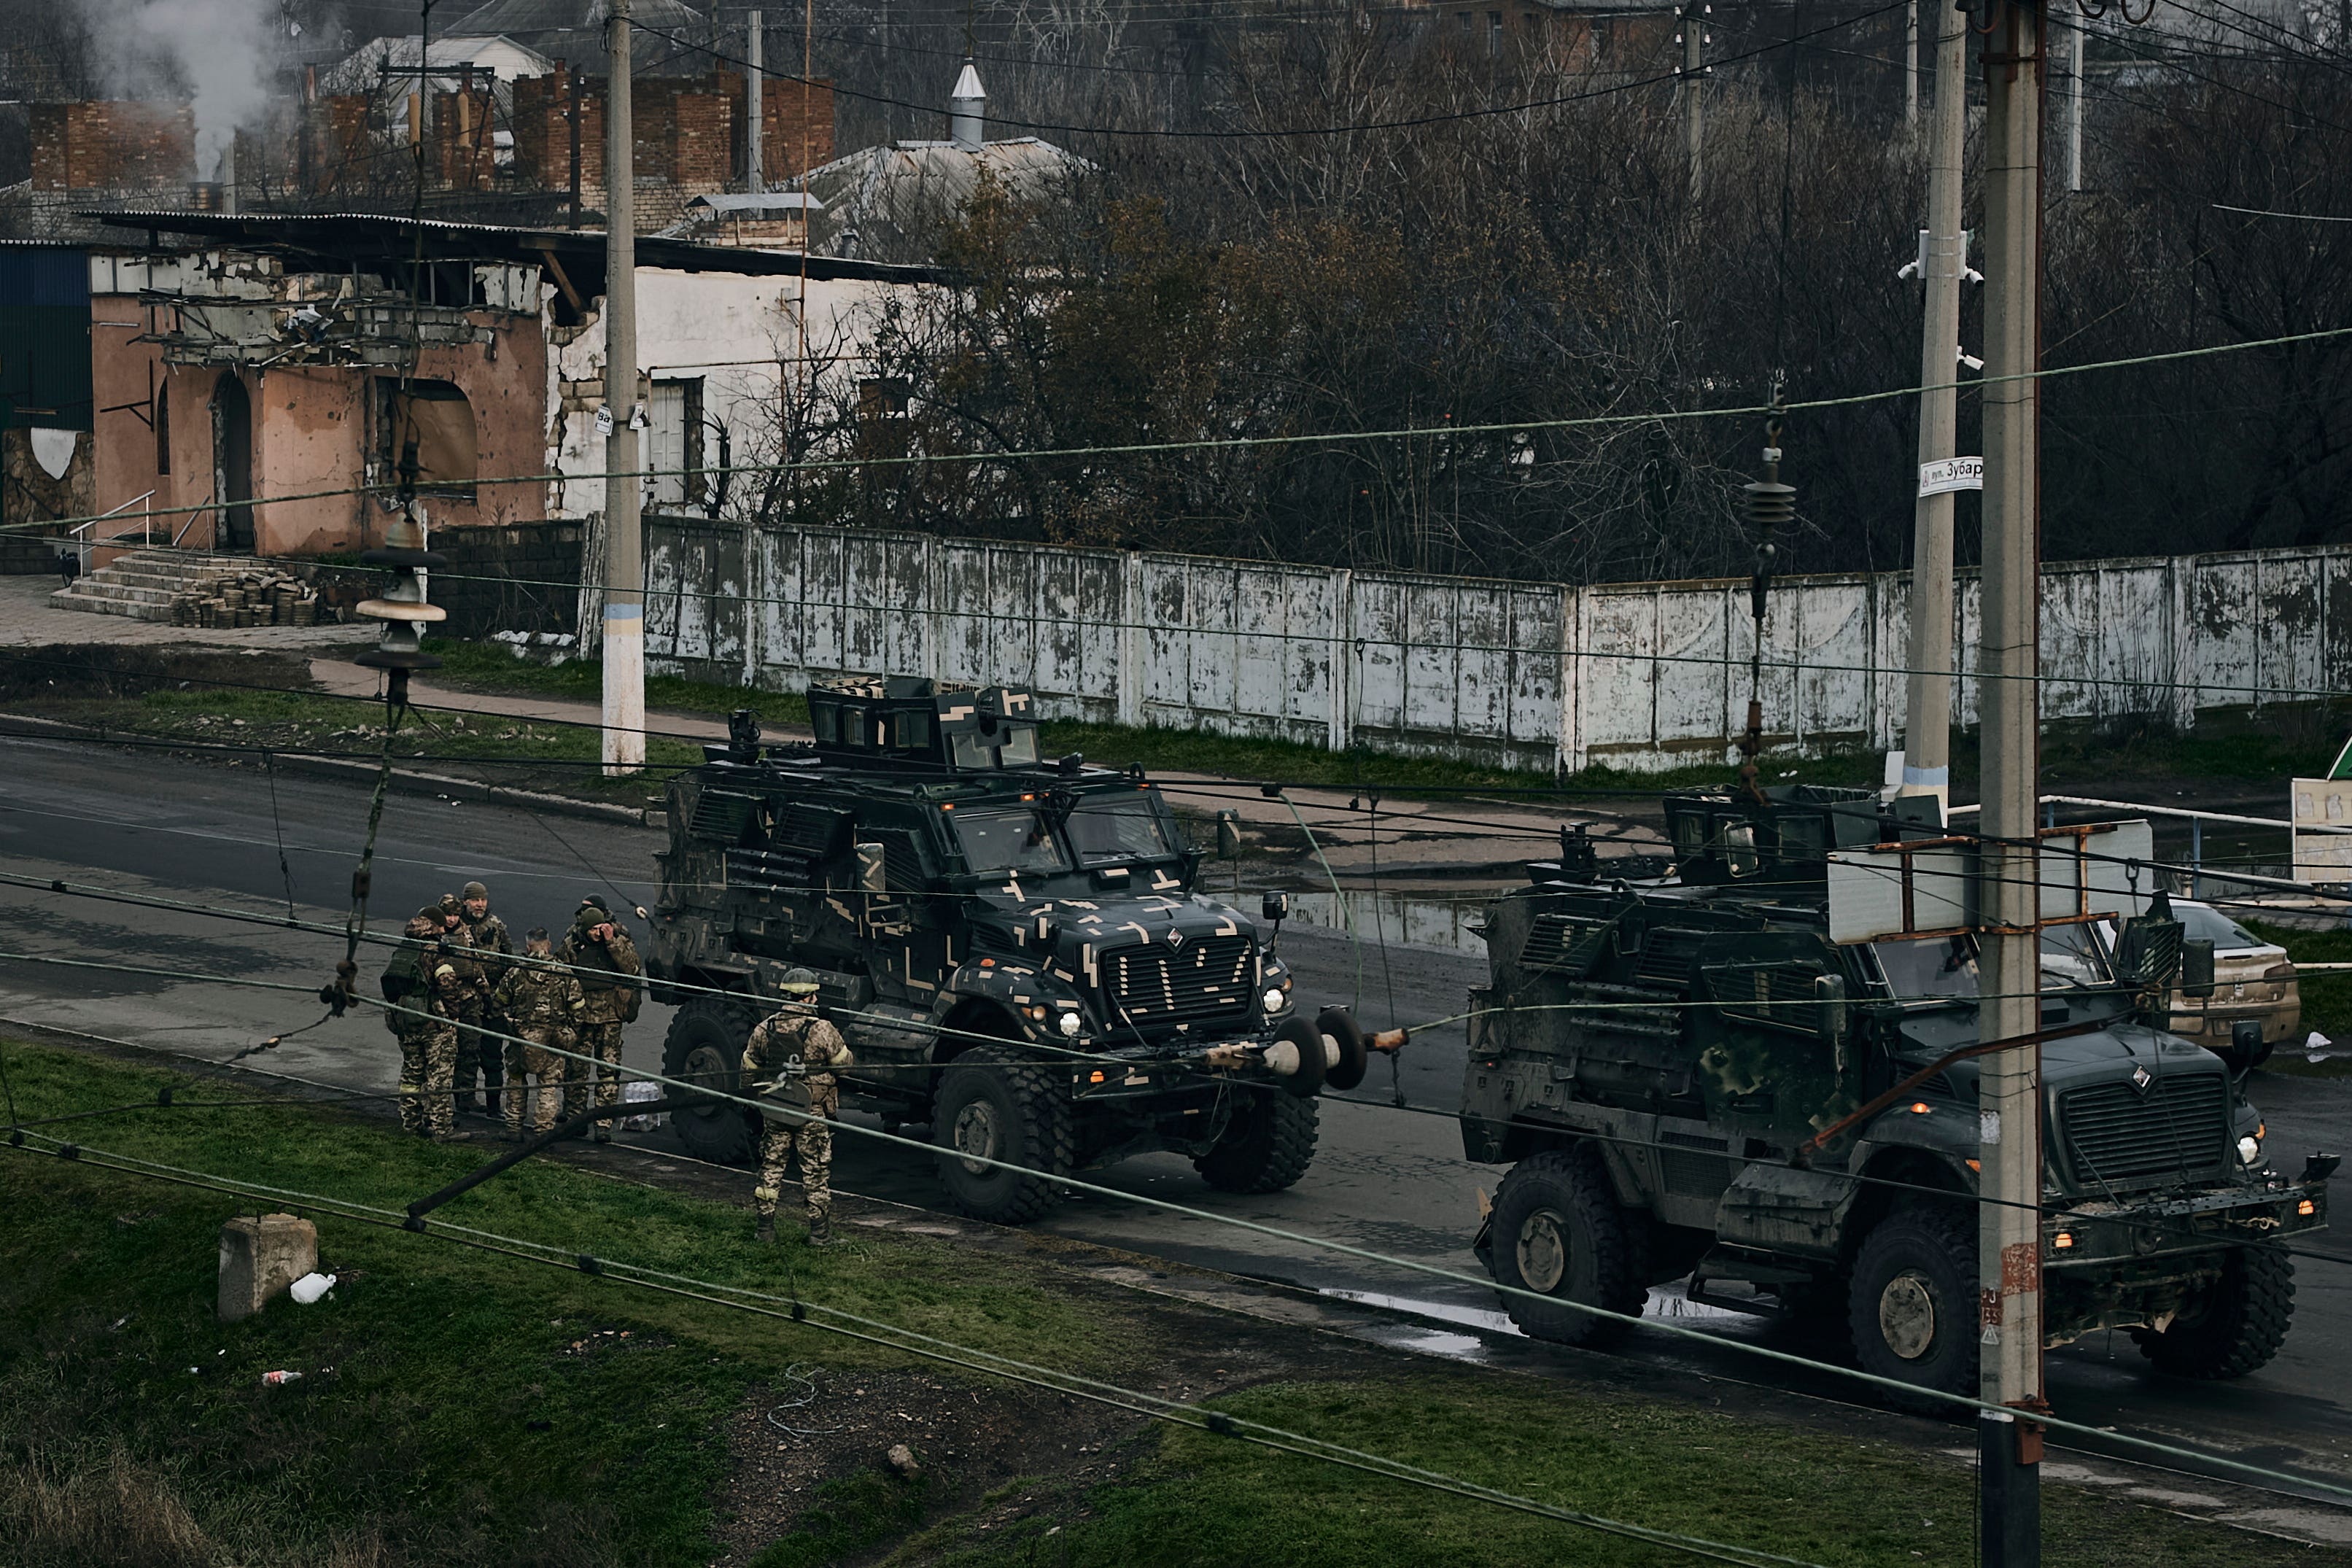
[405,913,440,938]
[777,967,822,997]
[580,894,610,915]
[438,893,463,915]
[461,880,489,901]
[415,904,446,923]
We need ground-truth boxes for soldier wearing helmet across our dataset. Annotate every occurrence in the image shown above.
[742,969,853,1245]
[452,880,513,1116]
[380,904,472,1139]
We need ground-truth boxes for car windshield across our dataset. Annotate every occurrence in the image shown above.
[2180,903,2263,951]
[1871,923,2114,1002]
[1064,794,1173,865]
[949,809,1069,874]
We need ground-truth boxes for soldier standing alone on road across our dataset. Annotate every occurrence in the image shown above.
[742,969,853,1245]
[381,906,473,1141]
[493,926,584,1140]
[455,880,514,1116]
[561,896,643,1141]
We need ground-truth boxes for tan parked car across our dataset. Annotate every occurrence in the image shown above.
[2142,901,2299,1071]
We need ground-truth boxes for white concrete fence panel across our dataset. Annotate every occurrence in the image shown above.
[629,517,2352,774]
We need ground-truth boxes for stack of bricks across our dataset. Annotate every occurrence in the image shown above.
[29,101,195,193]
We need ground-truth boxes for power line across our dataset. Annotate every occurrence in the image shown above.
[0,1128,1831,1568]
[4,940,2345,1499]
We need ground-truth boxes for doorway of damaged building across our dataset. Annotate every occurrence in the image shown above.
[210,371,253,552]
[0,246,95,559]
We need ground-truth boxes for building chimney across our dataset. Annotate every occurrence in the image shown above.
[190,179,221,211]
[949,59,985,152]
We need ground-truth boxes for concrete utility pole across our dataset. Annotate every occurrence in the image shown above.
[2065,18,2084,193]
[747,10,764,194]
[1976,0,2045,1561]
[601,0,645,774]
[1681,1,1707,199]
[1899,1,1967,820]
[1906,1,1920,126]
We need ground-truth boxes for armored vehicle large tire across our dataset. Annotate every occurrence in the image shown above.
[1194,1089,1318,1194]
[1848,1201,1976,1409]
[1489,1146,1646,1346]
[931,1046,1076,1224]
[2132,1245,2294,1379]
[662,998,758,1163]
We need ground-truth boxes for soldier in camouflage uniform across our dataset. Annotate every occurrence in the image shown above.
[492,926,584,1139]
[381,905,473,1141]
[560,896,643,1141]
[455,880,514,1117]
[742,968,853,1245]
[432,893,488,1115]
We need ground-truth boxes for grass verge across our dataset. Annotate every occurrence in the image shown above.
[0,1043,2327,1568]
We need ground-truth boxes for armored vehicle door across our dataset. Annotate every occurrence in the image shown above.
[1688,931,1860,1143]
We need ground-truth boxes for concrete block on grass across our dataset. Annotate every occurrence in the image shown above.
[219,1213,317,1323]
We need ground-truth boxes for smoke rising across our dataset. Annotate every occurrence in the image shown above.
[89,0,279,179]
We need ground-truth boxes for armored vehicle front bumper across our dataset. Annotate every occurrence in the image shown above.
[2044,1179,2326,1268]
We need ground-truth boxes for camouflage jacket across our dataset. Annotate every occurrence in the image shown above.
[384,938,473,1027]
[464,912,514,987]
[494,963,586,1033]
[742,1009,853,1117]
[562,917,644,1024]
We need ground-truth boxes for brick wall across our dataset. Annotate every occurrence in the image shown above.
[311,93,372,193]
[513,66,604,199]
[434,87,496,190]
[30,101,195,192]
[427,520,584,639]
[754,78,836,179]
[670,91,734,188]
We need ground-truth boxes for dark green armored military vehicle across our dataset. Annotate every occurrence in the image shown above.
[647,678,1380,1224]
[1462,785,2332,1400]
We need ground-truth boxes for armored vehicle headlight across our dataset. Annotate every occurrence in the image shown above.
[1058,1012,1083,1038]
[2238,1134,2263,1166]
[1262,987,1289,1015]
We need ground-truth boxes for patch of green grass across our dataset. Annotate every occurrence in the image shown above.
[2243,920,2352,1076]
[909,1381,2307,1568]
[427,640,811,729]
[2,1046,2316,1568]
[753,1468,929,1568]
[0,1046,1145,1567]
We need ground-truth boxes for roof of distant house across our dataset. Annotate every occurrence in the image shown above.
[795,136,1093,266]
[447,0,708,42]
[319,34,556,96]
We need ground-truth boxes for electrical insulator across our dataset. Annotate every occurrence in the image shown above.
[354,496,447,705]
[1741,473,1795,531]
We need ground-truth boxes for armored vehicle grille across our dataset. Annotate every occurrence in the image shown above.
[2060,1073,2229,1188]
[1518,913,1602,974]
[690,789,761,843]
[865,828,927,896]
[1104,936,1254,1030]
[772,802,850,856]
[1634,928,1707,988]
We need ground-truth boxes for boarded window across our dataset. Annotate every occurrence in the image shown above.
[645,377,705,511]
[378,379,478,498]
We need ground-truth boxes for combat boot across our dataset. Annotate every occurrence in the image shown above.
[756,1213,776,1244]
[807,1211,833,1247]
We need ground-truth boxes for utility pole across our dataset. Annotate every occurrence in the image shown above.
[2065,18,2084,193]
[747,9,764,194]
[1898,1,1967,820]
[1680,1,1707,199]
[1976,0,2044,1561]
[601,0,645,775]
[1906,0,1920,126]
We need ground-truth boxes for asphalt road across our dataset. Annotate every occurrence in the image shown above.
[4,733,2351,1504]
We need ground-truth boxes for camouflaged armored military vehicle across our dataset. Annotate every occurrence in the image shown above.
[1462,785,2332,1400]
[646,677,1384,1224]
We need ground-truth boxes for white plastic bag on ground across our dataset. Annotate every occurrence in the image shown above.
[289,1272,336,1305]
[2308,1031,2334,1064]
[621,1079,665,1131]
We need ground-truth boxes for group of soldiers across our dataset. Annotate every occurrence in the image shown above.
[379,885,847,1245]
[380,882,643,1144]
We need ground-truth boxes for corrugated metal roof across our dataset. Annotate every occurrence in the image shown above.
[76,208,946,284]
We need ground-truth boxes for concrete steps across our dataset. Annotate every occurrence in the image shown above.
[50,549,246,623]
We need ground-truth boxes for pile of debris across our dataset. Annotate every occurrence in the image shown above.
[171,570,329,629]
